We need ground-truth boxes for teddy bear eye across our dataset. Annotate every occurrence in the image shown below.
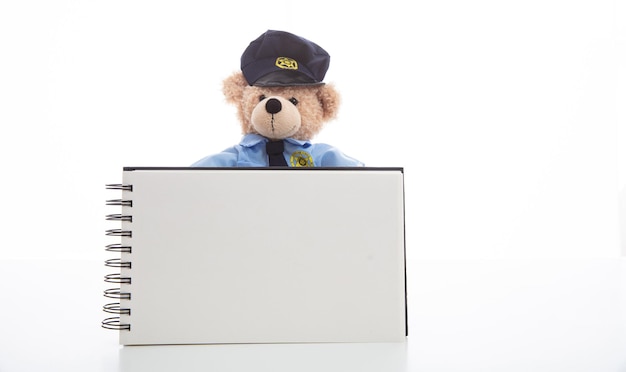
[259,95,266,102]
[289,97,298,106]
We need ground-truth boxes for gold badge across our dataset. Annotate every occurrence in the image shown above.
[275,57,298,70]
[290,151,314,167]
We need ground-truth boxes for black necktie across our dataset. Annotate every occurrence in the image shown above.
[266,140,288,166]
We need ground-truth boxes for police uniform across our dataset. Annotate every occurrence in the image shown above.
[191,30,363,168]
[191,133,364,167]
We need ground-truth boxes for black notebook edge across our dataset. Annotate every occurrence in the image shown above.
[123,166,404,172]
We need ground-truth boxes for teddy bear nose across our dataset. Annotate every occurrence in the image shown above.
[265,98,282,114]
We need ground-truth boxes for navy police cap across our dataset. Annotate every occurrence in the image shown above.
[241,30,330,87]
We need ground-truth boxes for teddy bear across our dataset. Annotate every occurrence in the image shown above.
[191,30,364,167]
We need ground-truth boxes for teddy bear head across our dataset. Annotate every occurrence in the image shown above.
[219,30,340,142]
[222,71,340,141]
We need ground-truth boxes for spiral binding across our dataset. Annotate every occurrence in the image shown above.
[105,243,132,253]
[104,288,131,300]
[102,317,131,331]
[105,229,132,237]
[106,184,133,191]
[103,183,132,332]
[105,214,133,222]
[104,273,131,284]
[104,258,132,269]
[106,199,133,207]
[103,302,131,315]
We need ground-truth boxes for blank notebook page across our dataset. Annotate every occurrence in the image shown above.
[109,168,406,345]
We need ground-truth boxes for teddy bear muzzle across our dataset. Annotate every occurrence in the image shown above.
[251,96,302,140]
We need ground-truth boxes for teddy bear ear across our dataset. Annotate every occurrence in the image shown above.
[317,83,341,121]
[222,72,248,104]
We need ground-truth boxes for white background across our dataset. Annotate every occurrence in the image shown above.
[1,3,625,371]
[0,0,624,260]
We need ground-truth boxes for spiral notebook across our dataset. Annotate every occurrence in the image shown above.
[103,167,407,345]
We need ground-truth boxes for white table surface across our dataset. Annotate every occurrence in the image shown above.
[1,258,624,372]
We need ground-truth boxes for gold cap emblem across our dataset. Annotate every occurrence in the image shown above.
[275,57,298,70]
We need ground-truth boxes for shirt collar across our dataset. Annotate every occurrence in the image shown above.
[284,137,311,147]
[239,133,311,148]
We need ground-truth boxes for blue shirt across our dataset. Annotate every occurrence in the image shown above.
[191,134,364,167]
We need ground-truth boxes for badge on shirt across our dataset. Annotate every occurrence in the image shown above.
[290,151,314,167]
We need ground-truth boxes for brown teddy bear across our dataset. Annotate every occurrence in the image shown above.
[192,30,363,167]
